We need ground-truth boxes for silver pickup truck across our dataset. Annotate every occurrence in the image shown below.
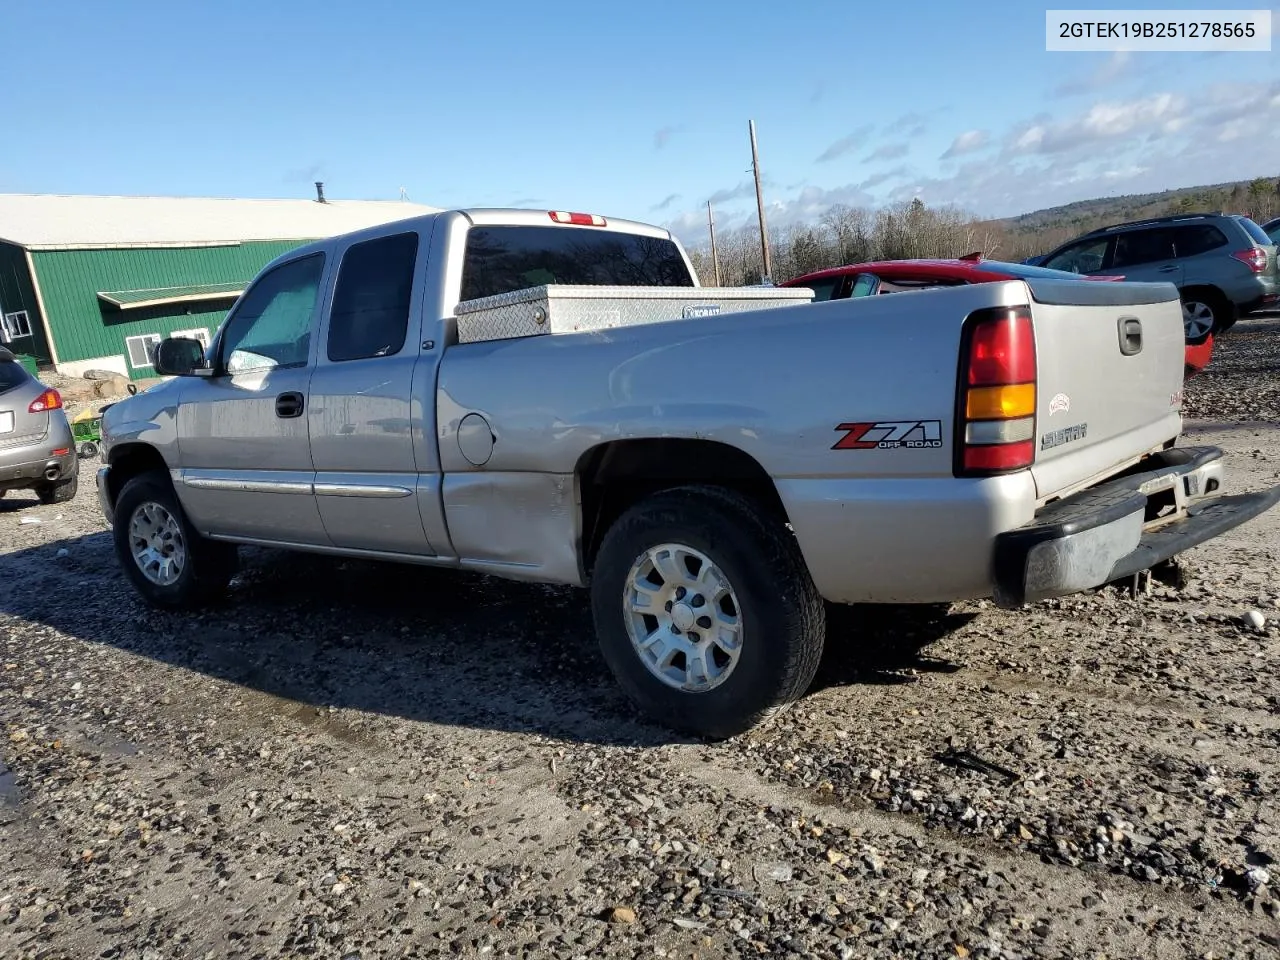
[96,208,1280,738]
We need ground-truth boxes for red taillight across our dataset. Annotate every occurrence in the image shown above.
[967,311,1036,386]
[1230,248,1267,273]
[548,211,607,227]
[963,440,1035,472]
[956,307,1036,477]
[28,388,62,413]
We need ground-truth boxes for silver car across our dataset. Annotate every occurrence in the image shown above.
[0,348,78,505]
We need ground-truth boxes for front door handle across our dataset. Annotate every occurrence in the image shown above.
[275,391,305,418]
[1118,316,1143,356]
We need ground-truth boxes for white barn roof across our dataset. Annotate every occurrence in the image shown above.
[0,193,442,250]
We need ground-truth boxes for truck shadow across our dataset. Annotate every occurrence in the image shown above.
[0,525,970,746]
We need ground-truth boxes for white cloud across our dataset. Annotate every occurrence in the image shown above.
[816,125,875,163]
[885,110,936,137]
[866,141,909,162]
[858,165,912,190]
[1053,51,1132,97]
[706,181,759,206]
[1082,93,1180,137]
[1005,93,1188,155]
[1217,119,1252,142]
[666,78,1280,246]
[941,130,990,159]
[1100,164,1148,180]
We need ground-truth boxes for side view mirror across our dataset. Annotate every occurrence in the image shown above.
[154,337,209,377]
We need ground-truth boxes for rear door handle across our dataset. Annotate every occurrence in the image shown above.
[1157,265,1179,273]
[1118,316,1143,356]
[275,391,305,418]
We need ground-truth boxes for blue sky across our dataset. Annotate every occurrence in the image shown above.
[2,0,1278,248]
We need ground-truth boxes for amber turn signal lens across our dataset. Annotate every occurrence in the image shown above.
[966,383,1036,420]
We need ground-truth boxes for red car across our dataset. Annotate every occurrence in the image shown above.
[780,254,1213,379]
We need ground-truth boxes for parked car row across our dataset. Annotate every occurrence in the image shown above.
[780,253,1216,379]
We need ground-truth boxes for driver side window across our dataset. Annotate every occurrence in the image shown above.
[1043,237,1110,274]
[220,254,326,375]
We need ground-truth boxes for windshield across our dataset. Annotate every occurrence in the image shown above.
[461,225,694,302]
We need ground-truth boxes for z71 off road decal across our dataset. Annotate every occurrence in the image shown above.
[833,420,944,450]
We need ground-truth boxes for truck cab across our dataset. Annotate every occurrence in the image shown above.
[97,209,699,558]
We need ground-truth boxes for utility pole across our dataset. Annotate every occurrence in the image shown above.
[707,201,722,286]
[749,119,772,284]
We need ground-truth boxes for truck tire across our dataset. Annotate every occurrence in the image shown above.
[36,474,78,505]
[590,485,825,739]
[112,470,237,609]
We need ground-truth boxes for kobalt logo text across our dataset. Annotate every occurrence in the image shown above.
[682,304,721,319]
[833,420,944,450]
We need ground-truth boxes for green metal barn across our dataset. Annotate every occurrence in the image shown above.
[0,192,438,378]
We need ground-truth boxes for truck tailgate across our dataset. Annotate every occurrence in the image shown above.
[1027,279,1184,500]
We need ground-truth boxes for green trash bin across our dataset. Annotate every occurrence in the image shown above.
[14,354,39,377]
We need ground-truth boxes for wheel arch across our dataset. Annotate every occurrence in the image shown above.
[574,438,789,577]
[1178,282,1229,305]
[105,442,171,510]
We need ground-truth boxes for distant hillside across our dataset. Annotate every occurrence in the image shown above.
[990,177,1280,258]
[686,176,1279,286]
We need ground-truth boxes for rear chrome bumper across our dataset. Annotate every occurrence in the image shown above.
[993,446,1280,607]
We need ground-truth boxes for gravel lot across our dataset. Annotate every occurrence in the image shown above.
[3,315,1279,960]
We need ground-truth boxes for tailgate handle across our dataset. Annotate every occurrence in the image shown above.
[1118,316,1143,356]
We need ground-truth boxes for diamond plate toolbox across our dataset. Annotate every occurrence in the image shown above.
[454,285,815,344]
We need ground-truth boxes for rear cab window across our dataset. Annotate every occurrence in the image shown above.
[327,232,419,362]
[460,225,694,301]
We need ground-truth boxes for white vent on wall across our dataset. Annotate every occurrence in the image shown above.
[171,327,211,349]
